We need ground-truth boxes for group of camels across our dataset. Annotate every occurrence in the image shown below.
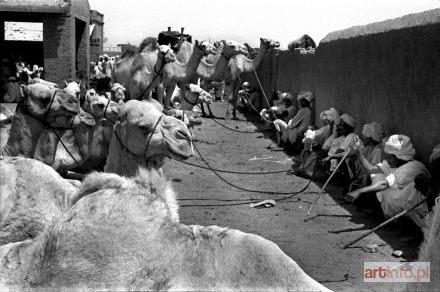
[0,38,438,291]
[112,37,280,118]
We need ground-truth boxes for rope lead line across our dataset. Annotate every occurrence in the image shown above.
[192,143,311,195]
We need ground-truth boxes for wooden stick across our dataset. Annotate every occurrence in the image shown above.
[340,198,427,249]
[307,150,351,217]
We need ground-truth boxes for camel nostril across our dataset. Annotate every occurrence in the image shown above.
[176,129,190,141]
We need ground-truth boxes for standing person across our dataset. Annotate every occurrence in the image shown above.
[97,55,104,74]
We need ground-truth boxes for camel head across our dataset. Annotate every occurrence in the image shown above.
[83,89,120,121]
[111,83,126,102]
[116,100,193,167]
[221,40,249,58]
[63,80,81,98]
[158,44,176,63]
[260,38,280,51]
[195,40,218,56]
[20,83,80,123]
[185,83,213,104]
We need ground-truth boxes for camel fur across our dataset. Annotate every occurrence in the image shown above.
[0,168,330,291]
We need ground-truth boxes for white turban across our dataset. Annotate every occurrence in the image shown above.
[280,92,294,102]
[297,91,314,102]
[384,134,415,161]
[320,107,339,123]
[362,122,385,142]
[339,113,356,128]
[429,144,440,164]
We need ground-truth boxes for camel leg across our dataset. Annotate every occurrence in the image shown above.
[229,80,240,120]
[164,83,176,110]
[156,83,165,104]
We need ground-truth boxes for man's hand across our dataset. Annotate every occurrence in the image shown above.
[414,174,430,196]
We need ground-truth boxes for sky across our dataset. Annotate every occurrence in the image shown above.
[88,0,439,49]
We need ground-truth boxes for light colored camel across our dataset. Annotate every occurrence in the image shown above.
[201,38,279,118]
[406,203,440,292]
[63,80,81,98]
[111,46,138,91]
[128,44,176,100]
[195,40,249,116]
[1,84,81,157]
[0,168,331,291]
[156,40,218,109]
[104,99,193,177]
[0,157,77,245]
[171,83,213,111]
[110,82,126,102]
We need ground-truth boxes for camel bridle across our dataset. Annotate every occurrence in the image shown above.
[137,49,172,100]
[113,114,165,162]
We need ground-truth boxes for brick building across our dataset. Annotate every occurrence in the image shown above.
[89,9,103,62]
[0,0,90,85]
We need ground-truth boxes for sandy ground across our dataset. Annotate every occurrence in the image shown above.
[163,101,423,292]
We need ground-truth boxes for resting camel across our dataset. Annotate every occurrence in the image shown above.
[128,43,176,100]
[166,83,213,127]
[104,99,193,177]
[156,40,218,109]
[70,88,121,172]
[0,167,330,291]
[201,38,279,118]
[34,108,96,176]
[1,84,81,157]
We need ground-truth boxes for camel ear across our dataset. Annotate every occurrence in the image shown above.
[195,39,199,46]
[260,37,264,43]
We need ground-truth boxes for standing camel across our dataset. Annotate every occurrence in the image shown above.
[156,40,218,109]
[200,38,279,118]
[128,43,176,100]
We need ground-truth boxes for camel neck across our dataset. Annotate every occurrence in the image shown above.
[234,44,268,74]
[34,128,66,166]
[1,105,46,157]
[164,47,204,82]
[104,129,148,177]
[196,54,230,80]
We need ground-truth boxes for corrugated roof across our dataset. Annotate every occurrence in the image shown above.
[0,0,70,13]
[321,8,440,43]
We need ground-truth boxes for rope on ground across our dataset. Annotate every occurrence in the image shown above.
[192,142,311,195]
[209,115,259,133]
[171,157,289,174]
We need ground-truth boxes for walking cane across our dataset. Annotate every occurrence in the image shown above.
[340,198,427,249]
[306,149,352,217]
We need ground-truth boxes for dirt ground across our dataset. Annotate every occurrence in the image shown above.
[163,101,423,292]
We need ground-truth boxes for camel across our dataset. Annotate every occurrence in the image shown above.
[34,108,96,175]
[128,43,176,100]
[1,84,81,157]
[201,38,279,118]
[156,40,218,109]
[111,45,138,90]
[0,157,77,245]
[70,88,121,172]
[110,82,126,102]
[63,80,81,98]
[0,105,14,151]
[406,203,440,292]
[0,167,331,291]
[104,99,193,177]
[194,40,249,116]
[171,83,213,111]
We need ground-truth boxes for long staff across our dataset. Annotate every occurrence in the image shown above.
[306,150,352,217]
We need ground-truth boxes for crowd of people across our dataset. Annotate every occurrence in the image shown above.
[90,54,119,77]
[254,88,439,230]
[1,58,44,102]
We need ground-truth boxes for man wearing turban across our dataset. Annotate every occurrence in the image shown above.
[273,92,313,150]
[302,107,339,147]
[346,135,430,228]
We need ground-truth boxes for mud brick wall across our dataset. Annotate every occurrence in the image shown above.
[245,9,440,163]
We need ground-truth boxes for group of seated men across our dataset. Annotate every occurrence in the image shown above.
[259,90,439,229]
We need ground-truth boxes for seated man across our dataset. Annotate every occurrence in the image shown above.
[346,135,430,227]
[302,107,339,148]
[413,144,440,213]
[321,113,357,177]
[238,82,261,112]
[273,92,313,149]
[260,92,296,125]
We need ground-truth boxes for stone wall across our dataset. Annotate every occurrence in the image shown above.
[244,9,440,163]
